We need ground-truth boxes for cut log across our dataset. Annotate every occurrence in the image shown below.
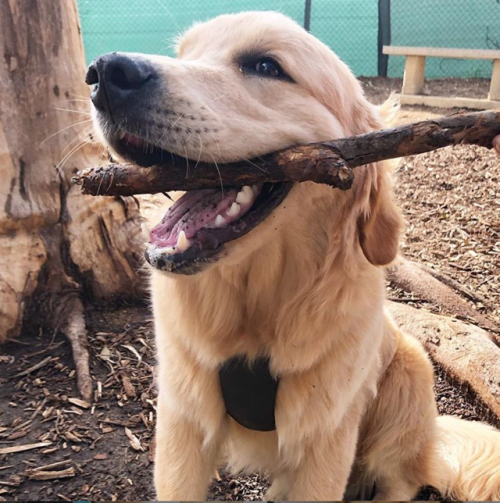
[387,256,499,340]
[72,109,500,196]
[388,301,500,420]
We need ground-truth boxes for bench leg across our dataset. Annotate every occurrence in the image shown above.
[402,56,425,95]
[489,59,500,101]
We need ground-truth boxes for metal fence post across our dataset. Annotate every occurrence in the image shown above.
[304,0,312,32]
[378,0,391,77]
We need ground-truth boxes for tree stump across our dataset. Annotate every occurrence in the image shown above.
[0,0,145,399]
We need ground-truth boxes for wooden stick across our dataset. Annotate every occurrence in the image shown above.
[26,460,72,472]
[12,356,52,378]
[27,467,76,481]
[0,480,21,487]
[72,109,500,196]
[0,442,52,455]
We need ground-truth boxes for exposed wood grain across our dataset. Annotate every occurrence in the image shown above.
[387,257,499,335]
[388,302,500,420]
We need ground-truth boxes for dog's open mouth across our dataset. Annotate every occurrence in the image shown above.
[111,131,292,274]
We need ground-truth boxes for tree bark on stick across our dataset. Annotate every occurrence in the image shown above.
[0,0,145,399]
[73,109,500,196]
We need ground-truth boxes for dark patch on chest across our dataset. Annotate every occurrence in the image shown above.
[219,355,279,432]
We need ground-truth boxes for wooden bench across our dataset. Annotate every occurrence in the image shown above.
[383,46,500,109]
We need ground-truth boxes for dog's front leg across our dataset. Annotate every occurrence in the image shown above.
[287,415,359,501]
[154,400,221,500]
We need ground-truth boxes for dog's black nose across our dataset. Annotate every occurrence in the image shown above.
[86,53,156,112]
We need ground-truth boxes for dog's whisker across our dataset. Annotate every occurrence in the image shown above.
[40,119,93,145]
[154,0,183,32]
[59,126,94,157]
[91,137,101,158]
[196,93,230,111]
[157,126,170,146]
[66,93,93,101]
[209,151,224,198]
[169,113,185,130]
[194,133,203,172]
[54,107,92,116]
[208,132,222,160]
[55,138,89,178]
[183,93,231,123]
[97,143,108,163]
[59,98,92,105]
[182,143,191,179]
[241,157,269,173]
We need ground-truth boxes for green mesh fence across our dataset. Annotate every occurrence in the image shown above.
[77,0,500,78]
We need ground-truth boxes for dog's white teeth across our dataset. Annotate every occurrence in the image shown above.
[226,202,240,218]
[116,130,126,140]
[156,246,176,255]
[214,214,226,227]
[176,230,190,252]
[141,222,151,241]
[236,185,253,204]
[252,184,259,193]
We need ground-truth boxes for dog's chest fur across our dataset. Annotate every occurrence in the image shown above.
[152,259,389,474]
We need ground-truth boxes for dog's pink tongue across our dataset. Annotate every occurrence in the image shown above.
[124,133,146,147]
[150,188,238,248]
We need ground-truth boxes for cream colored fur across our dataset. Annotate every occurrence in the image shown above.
[94,11,500,501]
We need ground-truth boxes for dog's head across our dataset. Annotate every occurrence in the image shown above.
[88,11,402,274]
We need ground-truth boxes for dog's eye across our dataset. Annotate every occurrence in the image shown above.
[240,57,290,80]
[254,59,281,77]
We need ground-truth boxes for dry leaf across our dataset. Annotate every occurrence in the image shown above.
[124,427,143,451]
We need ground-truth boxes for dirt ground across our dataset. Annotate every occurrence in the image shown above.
[1,77,499,501]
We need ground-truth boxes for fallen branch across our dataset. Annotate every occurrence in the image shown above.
[415,261,489,306]
[387,256,499,338]
[72,109,500,196]
[26,467,76,481]
[26,460,72,472]
[12,356,53,378]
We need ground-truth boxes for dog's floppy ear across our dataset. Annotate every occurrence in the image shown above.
[357,166,403,266]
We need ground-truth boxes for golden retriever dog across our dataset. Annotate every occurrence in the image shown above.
[86,11,500,501]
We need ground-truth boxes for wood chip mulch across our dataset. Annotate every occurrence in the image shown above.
[390,143,500,330]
